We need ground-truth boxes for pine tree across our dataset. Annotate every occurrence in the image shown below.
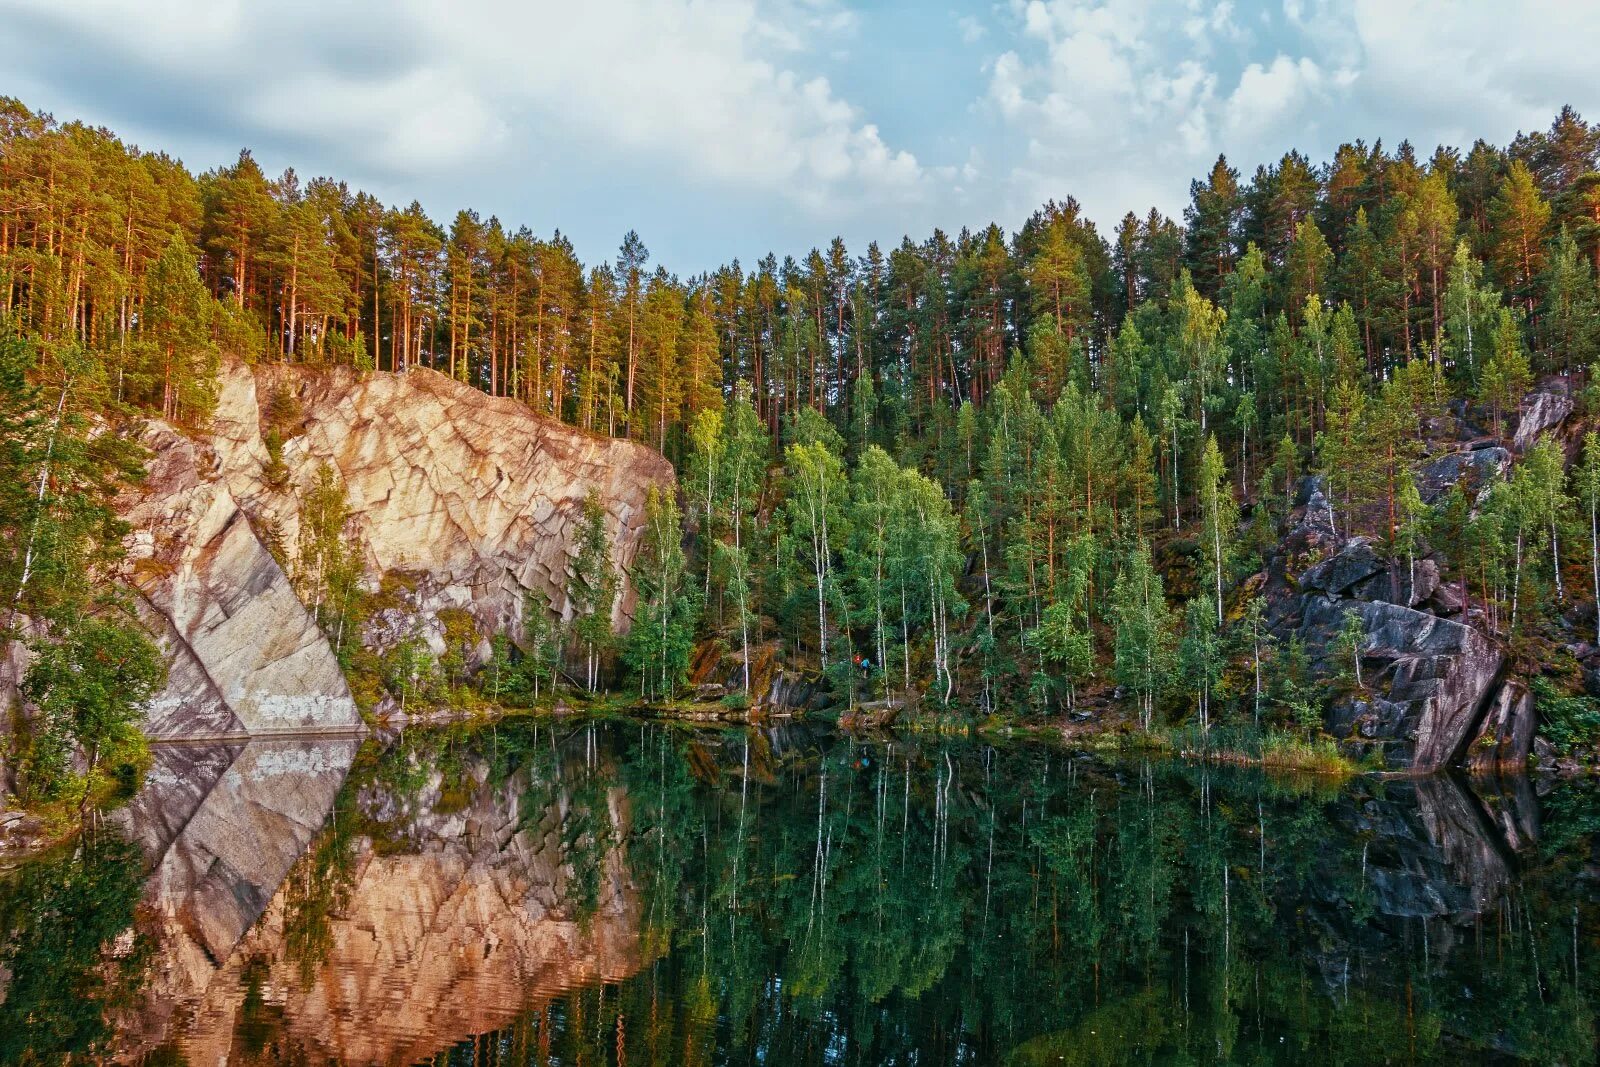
[1490,160,1552,312]
[1479,308,1532,437]
[142,232,218,423]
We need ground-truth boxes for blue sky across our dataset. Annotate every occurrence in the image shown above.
[2,1,1595,273]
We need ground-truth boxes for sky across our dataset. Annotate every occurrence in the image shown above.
[2,0,1596,274]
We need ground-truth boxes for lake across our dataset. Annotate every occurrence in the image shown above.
[2,719,1598,1064]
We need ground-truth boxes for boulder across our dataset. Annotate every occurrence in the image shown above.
[1511,387,1573,452]
[1415,446,1510,504]
[1464,679,1536,775]
[1303,596,1503,771]
[1421,579,1465,617]
[1299,537,1384,597]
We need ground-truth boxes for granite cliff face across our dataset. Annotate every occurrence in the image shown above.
[121,361,673,737]
[121,425,359,739]
[213,361,672,657]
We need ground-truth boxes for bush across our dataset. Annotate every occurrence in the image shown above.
[1531,677,1600,756]
[20,610,165,804]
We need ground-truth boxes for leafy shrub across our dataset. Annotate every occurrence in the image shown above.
[1531,677,1600,756]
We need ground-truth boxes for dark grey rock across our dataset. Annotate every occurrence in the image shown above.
[1465,679,1535,774]
[1305,596,1503,771]
[1415,447,1510,504]
[1300,537,1383,597]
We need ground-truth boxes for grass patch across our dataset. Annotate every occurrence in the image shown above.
[1165,723,1360,777]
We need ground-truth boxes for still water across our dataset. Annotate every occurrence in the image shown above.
[2,719,1599,1065]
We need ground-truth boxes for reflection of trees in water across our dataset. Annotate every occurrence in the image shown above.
[440,727,1600,1066]
[5,722,1598,1065]
[0,830,148,1062]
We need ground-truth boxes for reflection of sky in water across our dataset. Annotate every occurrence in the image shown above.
[3,720,1599,1064]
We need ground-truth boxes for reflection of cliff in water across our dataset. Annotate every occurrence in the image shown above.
[1291,772,1541,993]
[8,720,1593,1064]
[113,725,643,1064]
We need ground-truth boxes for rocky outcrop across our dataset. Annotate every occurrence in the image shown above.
[1511,384,1574,452]
[1415,445,1510,504]
[114,361,674,735]
[1302,595,1504,771]
[209,361,673,659]
[120,424,359,738]
[1266,487,1518,773]
[1464,679,1536,774]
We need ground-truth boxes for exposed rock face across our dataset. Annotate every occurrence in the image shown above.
[1465,679,1536,774]
[120,423,359,738]
[114,361,673,736]
[209,361,673,656]
[1301,595,1504,771]
[1263,464,1549,774]
[1416,445,1510,504]
[1511,385,1574,452]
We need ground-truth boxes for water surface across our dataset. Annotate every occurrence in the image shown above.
[3,720,1599,1064]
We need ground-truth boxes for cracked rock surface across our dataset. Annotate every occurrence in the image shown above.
[211,361,672,652]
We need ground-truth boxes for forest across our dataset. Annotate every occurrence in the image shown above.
[6,94,1600,793]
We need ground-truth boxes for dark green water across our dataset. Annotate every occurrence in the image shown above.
[3,720,1599,1065]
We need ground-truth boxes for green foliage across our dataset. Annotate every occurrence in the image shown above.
[0,832,148,1061]
[1334,609,1367,691]
[1111,540,1176,730]
[569,490,617,692]
[1531,677,1600,756]
[20,608,164,803]
[625,487,700,701]
[293,462,365,657]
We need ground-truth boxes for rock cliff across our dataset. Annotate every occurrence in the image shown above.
[121,425,359,738]
[120,361,673,737]
[212,361,672,654]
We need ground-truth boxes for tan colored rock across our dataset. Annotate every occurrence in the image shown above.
[121,423,359,738]
[210,361,674,651]
[117,360,672,736]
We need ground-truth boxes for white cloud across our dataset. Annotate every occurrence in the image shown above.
[0,0,925,214]
[5,0,1599,265]
[981,0,1600,234]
